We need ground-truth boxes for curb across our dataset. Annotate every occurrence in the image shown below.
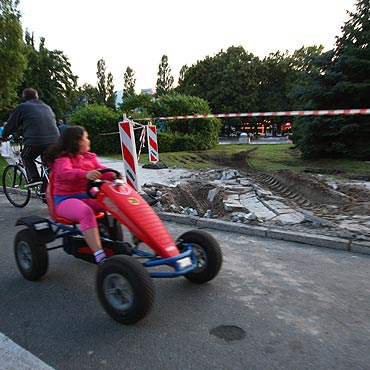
[0,332,55,370]
[158,212,370,256]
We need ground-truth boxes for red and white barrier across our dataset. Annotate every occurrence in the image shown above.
[118,120,141,192]
[147,124,159,163]
[135,108,370,121]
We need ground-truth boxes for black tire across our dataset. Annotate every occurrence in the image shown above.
[14,229,48,281]
[96,256,155,324]
[177,230,223,284]
[98,214,123,241]
[2,165,31,207]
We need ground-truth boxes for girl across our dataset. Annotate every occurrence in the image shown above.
[45,125,120,264]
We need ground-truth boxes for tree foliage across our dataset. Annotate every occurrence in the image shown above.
[122,66,136,99]
[80,83,100,105]
[293,0,370,159]
[258,46,324,113]
[149,94,222,150]
[120,93,152,115]
[69,104,121,154]
[178,64,188,86]
[96,58,116,109]
[177,46,260,114]
[156,55,174,97]
[0,0,26,119]
[21,32,78,120]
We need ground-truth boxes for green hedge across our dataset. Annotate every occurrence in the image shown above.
[70,94,222,155]
[69,104,121,155]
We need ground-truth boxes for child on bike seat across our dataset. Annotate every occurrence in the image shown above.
[44,125,121,264]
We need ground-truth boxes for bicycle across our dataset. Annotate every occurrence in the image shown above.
[1,136,49,207]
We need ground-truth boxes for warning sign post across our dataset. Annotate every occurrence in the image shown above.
[118,120,141,192]
[147,124,159,163]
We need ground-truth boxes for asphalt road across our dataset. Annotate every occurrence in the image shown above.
[1,192,370,370]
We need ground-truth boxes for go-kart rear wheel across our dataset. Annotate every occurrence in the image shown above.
[96,255,155,324]
[14,228,48,281]
[177,230,222,284]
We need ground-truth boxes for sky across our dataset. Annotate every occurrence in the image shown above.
[18,0,356,93]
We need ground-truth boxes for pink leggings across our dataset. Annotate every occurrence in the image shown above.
[55,198,104,231]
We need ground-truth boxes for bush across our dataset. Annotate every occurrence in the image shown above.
[138,132,197,153]
[149,94,222,151]
[69,104,121,154]
[293,116,370,160]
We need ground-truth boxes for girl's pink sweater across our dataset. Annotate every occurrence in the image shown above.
[51,152,111,196]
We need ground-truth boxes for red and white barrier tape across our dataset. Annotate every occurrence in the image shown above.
[135,108,370,121]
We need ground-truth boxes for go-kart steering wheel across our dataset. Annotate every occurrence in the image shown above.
[87,168,122,198]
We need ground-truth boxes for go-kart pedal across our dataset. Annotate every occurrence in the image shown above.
[63,235,132,263]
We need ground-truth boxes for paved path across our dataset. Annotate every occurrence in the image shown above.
[0,158,368,370]
[1,194,370,370]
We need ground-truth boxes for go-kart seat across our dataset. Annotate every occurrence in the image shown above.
[46,172,105,225]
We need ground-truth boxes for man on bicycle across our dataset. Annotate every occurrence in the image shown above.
[0,88,60,187]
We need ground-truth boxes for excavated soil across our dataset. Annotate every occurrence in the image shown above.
[155,183,228,218]
[143,150,370,237]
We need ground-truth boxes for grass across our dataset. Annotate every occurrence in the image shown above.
[121,143,370,179]
[1,143,370,184]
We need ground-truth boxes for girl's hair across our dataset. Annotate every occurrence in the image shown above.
[44,125,86,165]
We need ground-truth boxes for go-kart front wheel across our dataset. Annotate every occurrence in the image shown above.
[177,230,222,284]
[96,256,155,324]
[14,228,48,281]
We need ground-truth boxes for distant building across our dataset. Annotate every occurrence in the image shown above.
[115,90,123,108]
[141,88,156,96]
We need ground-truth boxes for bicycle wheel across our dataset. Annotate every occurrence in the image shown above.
[2,165,31,207]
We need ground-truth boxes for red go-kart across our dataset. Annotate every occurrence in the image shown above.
[13,168,222,324]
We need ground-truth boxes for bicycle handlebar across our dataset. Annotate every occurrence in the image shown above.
[0,135,22,143]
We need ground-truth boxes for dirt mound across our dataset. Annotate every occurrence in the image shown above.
[272,170,350,205]
[153,183,228,218]
[142,149,370,238]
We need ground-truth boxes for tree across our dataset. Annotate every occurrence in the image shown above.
[178,46,260,113]
[106,71,116,109]
[177,64,188,87]
[156,55,174,97]
[96,58,107,105]
[81,83,100,105]
[293,0,370,159]
[120,93,152,115]
[0,0,26,119]
[177,46,261,133]
[258,51,293,112]
[288,45,325,109]
[96,58,116,108]
[21,33,78,120]
[258,46,325,112]
[122,66,136,99]
[333,0,370,108]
